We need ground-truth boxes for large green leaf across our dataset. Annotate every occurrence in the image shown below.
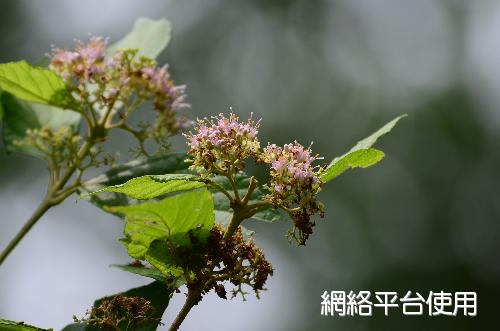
[111,188,214,260]
[82,153,190,189]
[0,61,77,109]
[1,93,81,158]
[0,319,51,331]
[108,18,172,59]
[81,154,284,223]
[92,174,205,200]
[321,114,406,182]
[143,240,184,278]
[79,153,190,210]
[62,281,171,331]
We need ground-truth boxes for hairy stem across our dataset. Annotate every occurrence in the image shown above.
[169,173,265,329]
[0,196,54,265]
[168,287,203,331]
[0,135,96,265]
[224,207,245,240]
[169,204,246,330]
[241,176,257,205]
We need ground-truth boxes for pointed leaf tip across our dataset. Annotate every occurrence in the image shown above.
[321,114,406,182]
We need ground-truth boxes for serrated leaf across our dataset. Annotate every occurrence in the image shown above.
[321,114,406,182]
[79,153,190,210]
[144,240,184,278]
[1,93,81,158]
[62,281,171,331]
[0,61,77,109]
[112,188,214,259]
[81,154,285,223]
[0,319,51,331]
[92,174,205,200]
[111,264,169,283]
[82,153,190,190]
[108,18,172,59]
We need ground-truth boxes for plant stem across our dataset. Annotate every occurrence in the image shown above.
[169,173,263,329]
[224,208,244,240]
[0,196,54,265]
[169,208,245,330]
[168,287,203,331]
[0,139,94,266]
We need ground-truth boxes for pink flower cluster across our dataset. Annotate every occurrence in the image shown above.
[50,37,106,81]
[262,141,321,196]
[185,114,324,245]
[185,113,260,173]
[141,65,190,113]
[49,37,190,133]
[261,141,324,245]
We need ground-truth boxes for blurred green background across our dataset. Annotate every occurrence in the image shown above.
[1,0,499,330]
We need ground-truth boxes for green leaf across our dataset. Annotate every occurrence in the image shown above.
[82,153,190,189]
[346,114,407,152]
[108,18,172,59]
[62,281,171,331]
[144,240,184,278]
[79,153,190,210]
[92,174,205,200]
[112,188,214,260]
[0,61,77,109]
[111,264,170,283]
[81,154,284,223]
[320,148,385,182]
[0,319,51,331]
[321,114,406,182]
[1,93,81,158]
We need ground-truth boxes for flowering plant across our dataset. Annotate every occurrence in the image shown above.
[0,18,405,331]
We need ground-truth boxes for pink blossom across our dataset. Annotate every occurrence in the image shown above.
[184,113,261,173]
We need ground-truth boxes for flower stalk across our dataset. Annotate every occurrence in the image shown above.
[0,36,190,266]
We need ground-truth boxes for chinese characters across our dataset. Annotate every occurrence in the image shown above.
[321,291,477,317]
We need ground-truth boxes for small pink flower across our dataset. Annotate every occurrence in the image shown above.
[274,184,283,193]
[262,141,321,196]
[141,67,155,79]
[184,113,261,173]
[77,37,106,63]
[272,159,287,171]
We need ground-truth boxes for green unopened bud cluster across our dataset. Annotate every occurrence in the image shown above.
[14,127,81,169]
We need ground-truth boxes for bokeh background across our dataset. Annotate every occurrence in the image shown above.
[1,0,499,330]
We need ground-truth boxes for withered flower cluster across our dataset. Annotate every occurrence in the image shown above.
[174,225,273,303]
[74,295,159,330]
